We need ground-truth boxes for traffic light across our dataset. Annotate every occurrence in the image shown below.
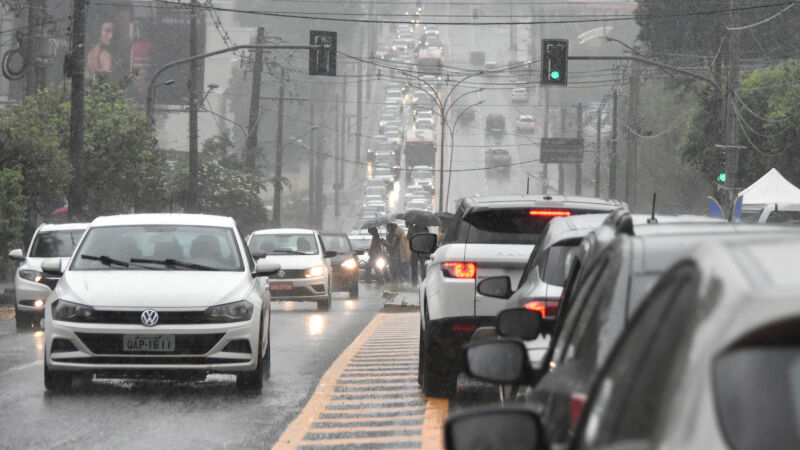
[309,31,337,76]
[717,150,727,183]
[541,39,568,86]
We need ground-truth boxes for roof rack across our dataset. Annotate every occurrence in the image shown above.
[603,208,634,236]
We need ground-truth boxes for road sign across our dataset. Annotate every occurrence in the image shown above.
[541,39,568,86]
[540,137,584,164]
[309,31,337,76]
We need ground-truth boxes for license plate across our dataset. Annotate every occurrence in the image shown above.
[270,281,293,291]
[123,335,175,352]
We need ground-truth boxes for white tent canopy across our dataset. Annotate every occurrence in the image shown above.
[739,168,800,205]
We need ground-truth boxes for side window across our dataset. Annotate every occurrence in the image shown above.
[551,256,610,364]
[579,263,704,448]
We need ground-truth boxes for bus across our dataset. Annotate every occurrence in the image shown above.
[405,129,436,175]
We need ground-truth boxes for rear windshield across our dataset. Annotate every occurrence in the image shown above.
[714,347,800,450]
[321,235,352,253]
[30,229,85,257]
[463,209,554,245]
[766,210,800,225]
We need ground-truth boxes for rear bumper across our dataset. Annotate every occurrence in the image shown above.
[427,316,495,361]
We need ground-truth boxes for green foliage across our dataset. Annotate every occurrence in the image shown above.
[168,135,270,234]
[0,168,26,259]
[680,60,800,190]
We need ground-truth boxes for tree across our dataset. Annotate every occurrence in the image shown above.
[168,135,270,234]
[0,168,26,276]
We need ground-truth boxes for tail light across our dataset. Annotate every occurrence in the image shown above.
[529,209,572,217]
[524,299,559,319]
[570,392,588,429]
[441,262,476,279]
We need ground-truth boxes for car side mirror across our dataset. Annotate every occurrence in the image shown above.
[41,258,63,276]
[464,339,529,385]
[254,259,281,277]
[324,251,337,258]
[477,276,513,299]
[8,249,25,261]
[445,406,547,450]
[251,250,267,260]
[497,308,542,340]
[409,233,437,253]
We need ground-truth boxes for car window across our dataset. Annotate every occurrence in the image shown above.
[30,229,85,257]
[71,225,243,271]
[541,244,578,286]
[578,264,704,448]
[714,337,800,450]
[248,233,320,256]
[766,210,800,224]
[321,235,352,253]
[463,209,555,245]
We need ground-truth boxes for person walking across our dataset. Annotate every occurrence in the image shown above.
[385,223,401,282]
[407,222,429,286]
[366,227,386,284]
[395,226,412,284]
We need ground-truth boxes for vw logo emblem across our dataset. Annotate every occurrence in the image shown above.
[277,270,285,278]
[141,309,159,327]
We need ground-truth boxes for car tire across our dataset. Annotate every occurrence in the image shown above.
[317,290,332,311]
[237,320,266,391]
[349,282,359,298]
[420,325,456,398]
[43,352,72,392]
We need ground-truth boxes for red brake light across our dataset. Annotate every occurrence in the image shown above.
[451,323,478,332]
[570,392,588,428]
[524,299,559,318]
[529,209,572,217]
[442,262,476,278]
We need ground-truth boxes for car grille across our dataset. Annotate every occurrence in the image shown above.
[272,269,306,279]
[270,285,325,296]
[75,333,224,355]
[84,310,212,325]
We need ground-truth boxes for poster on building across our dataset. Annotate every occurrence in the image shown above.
[86,0,205,105]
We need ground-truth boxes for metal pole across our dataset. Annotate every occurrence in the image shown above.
[187,0,200,212]
[576,102,583,195]
[309,104,316,227]
[595,109,601,198]
[609,89,618,199]
[625,64,640,207]
[439,93,446,212]
[67,0,87,220]
[245,27,265,168]
[334,94,340,217]
[272,75,285,227]
[542,88,549,194]
[558,107,565,194]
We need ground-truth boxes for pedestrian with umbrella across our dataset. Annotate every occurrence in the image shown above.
[366,226,387,284]
[402,210,440,286]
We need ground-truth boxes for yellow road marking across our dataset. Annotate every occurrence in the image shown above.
[272,312,447,450]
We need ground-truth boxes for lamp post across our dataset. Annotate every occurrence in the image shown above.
[445,99,485,210]
[146,79,175,121]
[290,125,320,227]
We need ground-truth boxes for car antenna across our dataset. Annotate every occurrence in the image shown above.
[647,193,658,224]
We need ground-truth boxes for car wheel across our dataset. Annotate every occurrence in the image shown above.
[43,351,72,392]
[418,325,424,386]
[317,290,332,311]
[420,326,457,398]
[349,282,359,298]
[237,320,266,391]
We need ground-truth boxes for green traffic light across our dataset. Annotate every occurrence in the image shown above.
[550,71,561,80]
[717,173,727,183]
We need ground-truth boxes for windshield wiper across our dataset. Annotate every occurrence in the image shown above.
[81,254,131,269]
[272,249,306,255]
[129,257,221,271]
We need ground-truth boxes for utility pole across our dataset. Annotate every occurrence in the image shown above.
[609,89,618,199]
[595,109,602,198]
[340,80,347,194]
[625,64,640,208]
[558,107,566,194]
[576,102,583,195]
[187,0,200,212]
[272,70,286,227]
[542,87,549,194]
[25,0,45,97]
[308,104,316,227]
[723,0,740,207]
[356,54,363,166]
[334,94,341,217]
[245,27,265,168]
[67,0,86,220]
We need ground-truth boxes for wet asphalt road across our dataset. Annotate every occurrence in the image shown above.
[0,283,387,450]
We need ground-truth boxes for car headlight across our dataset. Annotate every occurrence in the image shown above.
[52,299,96,322]
[305,265,325,278]
[19,269,44,283]
[205,300,254,323]
[375,257,387,270]
[341,258,358,270]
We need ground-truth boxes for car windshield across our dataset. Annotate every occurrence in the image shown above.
[71,225,243,271]
[413,170,433,178]
[249,233,319,256]
[321,235,352,253]
[29,229,85,258]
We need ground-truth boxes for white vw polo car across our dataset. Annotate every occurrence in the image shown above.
[42,213,280,392]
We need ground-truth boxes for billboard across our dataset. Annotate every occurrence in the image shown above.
[86,0,205,105]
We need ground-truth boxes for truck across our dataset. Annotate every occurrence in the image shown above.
[404,129,436,178]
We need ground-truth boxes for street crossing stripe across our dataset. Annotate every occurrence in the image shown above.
[272,312,448,450]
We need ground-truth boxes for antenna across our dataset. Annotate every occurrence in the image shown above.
[647,193,658,224]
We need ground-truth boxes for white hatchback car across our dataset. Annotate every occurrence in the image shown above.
[8,222,89,331]
[247,229,335,310]
[42,214,279,392]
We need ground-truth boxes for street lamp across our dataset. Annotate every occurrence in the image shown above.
[445,99,485,210]
[290,126,320,227]
[146,79,174,121]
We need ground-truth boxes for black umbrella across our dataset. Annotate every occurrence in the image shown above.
[402,209,440,227]
[360,215,391,229]
[434,211,455,230]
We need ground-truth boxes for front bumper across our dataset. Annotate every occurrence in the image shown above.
[45,316,261,374]
[269,276,328,302]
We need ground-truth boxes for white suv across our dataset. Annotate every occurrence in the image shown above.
[409,195,625,397]
[8,222,89,331]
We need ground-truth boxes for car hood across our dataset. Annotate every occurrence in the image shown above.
[264,254,325,270]
[56,270,253,309]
